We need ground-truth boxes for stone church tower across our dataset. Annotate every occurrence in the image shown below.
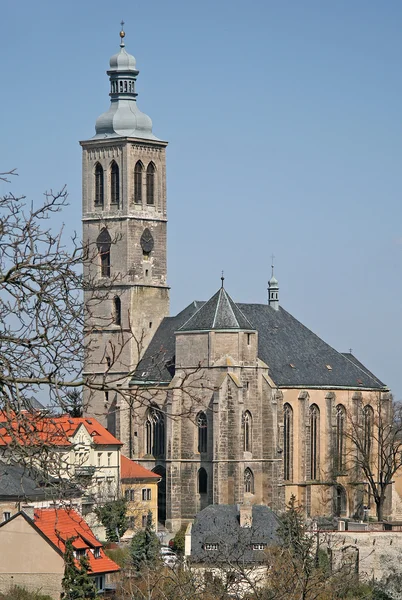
[80,27,169,420]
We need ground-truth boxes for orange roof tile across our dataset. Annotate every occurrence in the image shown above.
[121,455,161,481]
[34,508,120,574]
[0,412,122,447]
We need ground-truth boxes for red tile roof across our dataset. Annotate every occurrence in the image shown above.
[121,455,161,481]
[0,412,122,447]
[34,508,120,574]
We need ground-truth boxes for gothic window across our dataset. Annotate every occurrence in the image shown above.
[283,403,293,481]
[336,404,346,473]
[244,468,254,494]
[145,407,165,457]
[335,485,347,517]
[146,162,155,205]
[243,411,252,453]
[197,412,207,453]
[113,296,121,326]
[198,468,207,494]
[363,405,374,460]
[110,161,120,206]
[97,228,111,278]
[134,161,143,203]
[94,163,104,206]
[309,404,320,480]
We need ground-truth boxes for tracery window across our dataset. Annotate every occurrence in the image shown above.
[244,467,254,494]
[198,468,207,494]
[95,163,104,206]
[243,411,252,453]
[145,407,165,457]
[283,403,293,481]
[97,228,111,278]
[363,405,374,460]
[309,404,320,480]
[134,161,143,203]
[197,412,207,453]
[336,404,346,473]
[146,162,155,205]
[113,296,121,326]
[110,161,120,206]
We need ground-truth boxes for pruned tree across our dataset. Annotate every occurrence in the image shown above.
[345,394,400,521]
[94,498,128,542]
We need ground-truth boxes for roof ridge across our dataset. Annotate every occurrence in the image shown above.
[222,288,241,328]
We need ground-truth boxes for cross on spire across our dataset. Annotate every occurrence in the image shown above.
[221,270,225,288]
[271,253,275,277]
[120,20,126,47]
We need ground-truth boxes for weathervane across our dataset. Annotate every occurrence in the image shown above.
[120,20,125,47]
[221,270,225,288]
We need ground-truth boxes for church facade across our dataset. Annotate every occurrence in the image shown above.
[82,29,390,532]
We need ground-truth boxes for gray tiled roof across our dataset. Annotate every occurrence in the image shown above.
[190,504,279,563]
[132,300,386,390]
[0,462,80,501]
[179,287,254,332]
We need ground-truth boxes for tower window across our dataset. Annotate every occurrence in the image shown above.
[146,162,155,205]
[124,80,127,92]
[197,412,207,453]
[243,411,252,453]
[110,161,120,206]
[244,468,254,494]
[309,404,320,480]
[336,404,346,473]
[97,229,111,278]
[283,403,293,481]
[134,161,143,203]
[198,468,207,494]
[363,405,374,460]
[145,406,165,457]
[94,163,104,206]
[113,296,121,326]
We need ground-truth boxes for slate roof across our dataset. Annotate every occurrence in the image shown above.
[132,298,386,390]
[190,504,279,563]
[0,462,79,501]
[179,287,254,332]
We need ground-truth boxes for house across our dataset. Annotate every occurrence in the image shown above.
[120,454,161,535]
[0,507,120,599]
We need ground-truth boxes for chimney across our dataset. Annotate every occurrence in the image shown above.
[21,505,35,521]
[239,505,253,528]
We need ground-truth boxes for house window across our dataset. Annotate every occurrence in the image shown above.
[283,403,293,481]
[363,405,374,460]
[142,514,147,528]
[244,468,254,494]
[198,467,207,494]
[113,297,121,326]
[145,406,165,457]
[107,452,112,467]
[142,488,151,501]
[3,512,10,522]
[252,543,267,550]
[336,404,346,473]
[110,161,120,205]
[309,404,320,480]
[94,575,105,592]
[125,489,135,502]
[97,228,111,278]
[94,163,104,206]
[204,543,218,551]
[243,411,252,452]
[75,549,86,558]
[129,516,135,529]
[197,412,207,453]
[94,547,101,558]
[97,453,102,467]
[134,160,143,203]
[146,162,155,205]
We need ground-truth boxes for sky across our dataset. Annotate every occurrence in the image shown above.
[1,0,401,398]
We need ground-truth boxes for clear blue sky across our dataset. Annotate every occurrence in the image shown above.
[1,0,401,397]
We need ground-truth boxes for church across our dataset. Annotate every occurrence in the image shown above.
[81,28,390,532]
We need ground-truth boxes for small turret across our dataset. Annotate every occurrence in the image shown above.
[268,264,279,311]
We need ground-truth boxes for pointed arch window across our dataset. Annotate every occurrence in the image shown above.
[197,412,207,453]
[146,162,155,205]
[145,407,165,457]
[97,229,111,278]
[198,468,207,494]
[309,404,320,480]
[363,405,374,460]
[243,411,252,453]
[134,161,143,204]
[284,403,293,481]
[336,404,346,473]
[110,161,120,206]
[95,163,104,206]
[113,296,121,326]
[244,468,254,494]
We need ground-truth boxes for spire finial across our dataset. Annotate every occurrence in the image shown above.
[120,20,126,47]
[221,270,225,288]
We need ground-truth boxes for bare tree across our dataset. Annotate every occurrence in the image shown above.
[346,393,401,521]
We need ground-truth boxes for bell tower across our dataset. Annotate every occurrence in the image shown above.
[81,25,169,421]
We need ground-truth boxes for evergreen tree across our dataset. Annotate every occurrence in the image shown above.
[130,510,160,571]
[75,554,98,599]
[61,538,98,600]
[94,498,128,542]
